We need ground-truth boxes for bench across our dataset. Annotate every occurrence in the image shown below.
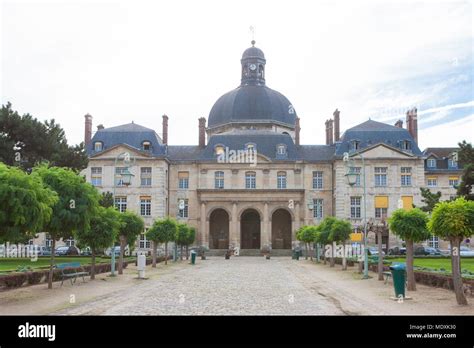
[56,262,89,286]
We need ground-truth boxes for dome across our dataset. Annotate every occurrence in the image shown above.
[207,84,297,128]
[242,46,265,60]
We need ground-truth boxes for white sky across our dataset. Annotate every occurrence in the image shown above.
[1,0,473,150]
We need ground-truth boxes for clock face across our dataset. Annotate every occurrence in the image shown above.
[249,64,257,71]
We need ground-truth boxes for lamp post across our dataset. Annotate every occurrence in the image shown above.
[111,152,135,276]
[344,152,369,279]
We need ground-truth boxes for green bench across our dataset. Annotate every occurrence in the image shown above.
[56,262,89,286]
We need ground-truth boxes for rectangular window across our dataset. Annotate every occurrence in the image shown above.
[374,167,387,186]
[400,167,412,186]
[277,172,287,189]
[349,167,361,186]
[115,167,130,186]
[139,230,151,249]
[401,196,413,211]
[427,159,436,168]
[178,172,189,189]
[140,196,152,216]
[245,172,256,189]
[427,235,439,249]
[312,171,323,189]
[45,234,53,248]
[65,238,75,247]
[350,196,361,219]
[114,196,127,213]
[375,196,388,219]
[178,198,189,218]
[449,176,459,187]
[91,167,102,186]
[141,167,152,186]
[448,159,458,169]
[313,199,323,219]
[215,171,224,189]
[427,177,437,187]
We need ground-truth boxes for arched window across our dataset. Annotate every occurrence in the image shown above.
[142,141,151,151]
[215,171,224,189]
[277,171,287,189]
[277,144,286,155]
[245,171,256,189]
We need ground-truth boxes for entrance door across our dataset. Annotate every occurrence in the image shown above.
[209,209,229,249]
[271,209,292,249]
[240,209,261,249]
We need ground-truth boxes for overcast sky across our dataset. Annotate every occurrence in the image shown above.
[1,0,473,150]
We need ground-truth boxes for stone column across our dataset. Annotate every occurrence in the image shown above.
[262,202,270,248]
[231,202,238,249]
[200,202,208,247]
[293,201,300,242]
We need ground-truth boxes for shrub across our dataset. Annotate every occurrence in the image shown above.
[2,273,27,288]
[26,271,46,285]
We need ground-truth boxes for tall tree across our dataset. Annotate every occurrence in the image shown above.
[417,187,442,212]
[32,165,100,288]
[0,163,58,243]
[147,218,178,266]
[76,207,122,279]
[457,141,474,201]
[429,198,474,305]
[388,208,430,291]
[117,211,144,274]
[175,223,189,261]
[329,219,352,270]
[0,103,88,171]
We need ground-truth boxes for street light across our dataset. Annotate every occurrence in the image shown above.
[111,153,135,276]
[343,151,369,279]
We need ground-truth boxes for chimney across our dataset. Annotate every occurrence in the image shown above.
[394,119,403,128]
[198,117,206,148]
[411,107,418,143]
[406,110,412,136]
[325,120,329,145]
[162,114,169,145]
[328,119,334,145]
[97,124,104,130]
[333,109,340,141]
[295,117,301,146]
[84,114,92,146]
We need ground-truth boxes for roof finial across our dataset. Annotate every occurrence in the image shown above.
[249,25,256,46]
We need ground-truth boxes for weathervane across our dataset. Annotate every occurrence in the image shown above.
[249,25,256,45]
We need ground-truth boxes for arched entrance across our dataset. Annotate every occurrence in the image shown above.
[209,209,229,249]
[272,209,292,249]
[240,209,261,249]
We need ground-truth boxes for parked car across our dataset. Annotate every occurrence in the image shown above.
[55,246,80,256]
[388,246,406,255]
[104,246,130,257]
[460,246,474,257]
[423,247,442,255]
[37,246,52,256]
[81,247,92,256]
[367,247,385,256]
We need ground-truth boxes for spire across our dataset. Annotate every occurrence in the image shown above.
[241,41,266,86]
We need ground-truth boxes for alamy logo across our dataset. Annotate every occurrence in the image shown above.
[18,322,56,341]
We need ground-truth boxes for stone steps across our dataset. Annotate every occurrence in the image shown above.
[206,249,292,257]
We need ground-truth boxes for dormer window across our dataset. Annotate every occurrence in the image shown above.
[214,144,225,156]
[277,144,286,155]
[448,159,458,169]
[351,140,360,151]
[142,141,151,151]
[427,158,436,168]
[94,142,103,152]
[401,140,411,151]
[246,143,256,152]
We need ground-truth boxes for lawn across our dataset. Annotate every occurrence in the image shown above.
[0,256,136,273]
[389,257,474,274]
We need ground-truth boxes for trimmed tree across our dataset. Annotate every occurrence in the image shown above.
[75,206,121,279]
[296,226,317,260]
[176,223,189,261]
[32,165,100,289]
[388,208,430,291]
[184,227,196,260]
[0,163,58,243]
[318,217,337,267]
[330,219,352,270]
[429,198,474,305]
[147,217,178,266]
[117,211,144,275]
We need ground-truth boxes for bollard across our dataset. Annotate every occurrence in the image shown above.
[190,251,196,265]
[137,254,146,279]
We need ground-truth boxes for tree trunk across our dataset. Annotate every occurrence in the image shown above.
[315,243,320,263]
[406,240,416,291]
[377,231,384,281]
[180,245,183,261]
[118,235,125,275]
[323,245,327,265]
[330,242,335,267]
[91,250,96,280]
[358,243,363,273]
[48,239,56,289]
[342,242,347,270]
[186,245,189,260]
[305,243,308,260]
[152,241,157,268]
[451,237,468,305]
[165,242,168,265]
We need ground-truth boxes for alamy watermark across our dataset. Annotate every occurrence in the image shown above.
[0,242,39,261]
[217,146,257,167]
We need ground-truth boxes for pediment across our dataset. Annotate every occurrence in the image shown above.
[355,143,414,159]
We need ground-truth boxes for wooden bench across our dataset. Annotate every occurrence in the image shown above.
[56,262,89,286]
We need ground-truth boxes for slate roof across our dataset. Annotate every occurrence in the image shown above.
[423,147,458,158]
[87,122,166,156]
[335,119,422,156]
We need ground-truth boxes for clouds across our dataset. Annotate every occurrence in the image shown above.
[1,0,472,149]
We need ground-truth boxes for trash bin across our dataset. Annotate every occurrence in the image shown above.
[190,251,196,265]
[390,263,406,298]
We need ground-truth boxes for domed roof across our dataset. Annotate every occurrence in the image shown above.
[242,43,265,60]
[207,84,296,128]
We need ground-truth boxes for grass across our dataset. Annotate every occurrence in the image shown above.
[0,256,136,273]
[389,257,474,274]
